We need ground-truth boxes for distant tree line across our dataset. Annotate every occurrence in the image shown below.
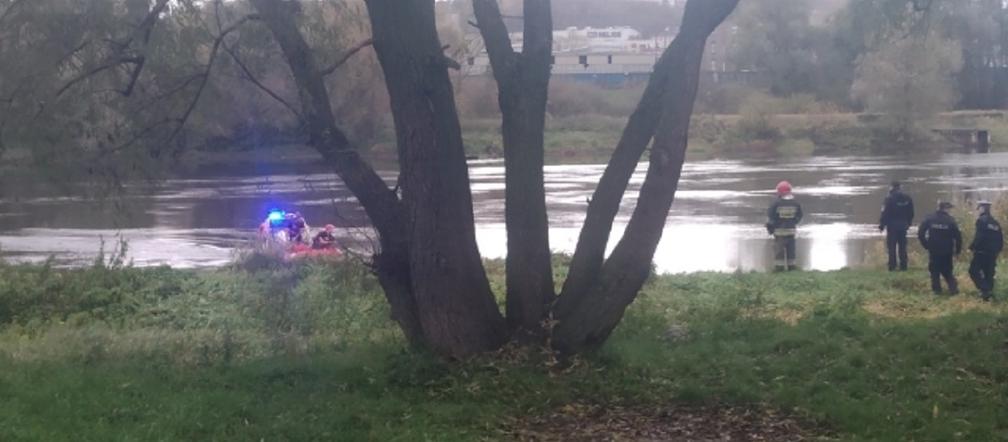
[0,0,385,185]
[721,0,1008,112]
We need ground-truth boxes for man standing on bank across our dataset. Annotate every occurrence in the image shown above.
[879,181,915,271]
[767,181,803,271]
[918,201,962,295]
[968,201,1003,301]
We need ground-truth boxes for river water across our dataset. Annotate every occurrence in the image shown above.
[1,152,1005,273]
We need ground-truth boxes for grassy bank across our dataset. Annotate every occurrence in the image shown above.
[127,110,1008,170]
[1,259,1007,440]
[449,111,1008,164]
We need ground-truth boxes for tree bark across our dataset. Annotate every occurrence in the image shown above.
[364,0,508,357]
[559,0,739,307]
[251,0,736,357]
[554,0,739,354]
[473,0,555,340]
[249,0,424,347]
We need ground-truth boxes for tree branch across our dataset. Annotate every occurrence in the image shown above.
[121,0,172,96]
[554,0,741,354]
[250,0,422,346]
[131,73,204,115]
[223,42,302,119]
[54,0,172,98]
[94,118,178,161]
[472,0,518,79]
[319,38,374,76]
[56,57,144,97]
[162,13,262,151]
[473,0,557,337]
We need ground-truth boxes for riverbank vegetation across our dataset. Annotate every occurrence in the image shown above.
[447,109,1008,164]
[1,257,1006,440]
[5,0,1008,173]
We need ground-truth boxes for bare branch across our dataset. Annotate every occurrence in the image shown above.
[121,0,172,96]
[121,57,148,96]
[95,118,178,160]
[472,0,518,79]
[56,57,144,97]
[128,0,171,47]
[162,14,262,150]
[319,38,374,76]
[131,74,204,114]
[222,42,302,119]
[54,0,171,98]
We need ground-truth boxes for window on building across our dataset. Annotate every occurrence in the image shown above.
[607,55,613,64]
[613,32,622,38]
[467,57,475,66]
[587,32,598,38]
[578,55,588,65]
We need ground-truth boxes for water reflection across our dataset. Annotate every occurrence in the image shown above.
[2,152,1008,273]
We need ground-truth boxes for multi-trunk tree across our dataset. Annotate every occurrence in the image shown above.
[248,0,739,357]
[32,0,739,358]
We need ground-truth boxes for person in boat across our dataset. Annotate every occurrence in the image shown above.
[259,208,289,239]
[312,224,339,250]
[285,212,309,244]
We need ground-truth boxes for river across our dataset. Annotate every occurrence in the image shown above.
[1,152,1005,273]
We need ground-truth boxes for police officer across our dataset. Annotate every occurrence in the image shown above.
[879,181,914,271]
[968,201,1003,301]
[767,181,803,271]
[918,201,962,295]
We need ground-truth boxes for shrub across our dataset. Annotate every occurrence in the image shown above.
[547,81,643,117]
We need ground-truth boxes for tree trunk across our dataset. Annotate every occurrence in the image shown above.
[473,0,555,340]
[251,0,737,357]
[364,0,507,357]
[557,0,739,305]
[554,0,739,354]
[249,0,424,346]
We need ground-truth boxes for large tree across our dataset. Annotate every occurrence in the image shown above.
[35,0,739,358]
[277,0,736,357]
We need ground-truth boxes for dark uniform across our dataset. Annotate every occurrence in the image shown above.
[879,187,914,271]
[918,205,962,294]
[286,214,308,243]
[968,207,1003,300]
[767,196,803,271]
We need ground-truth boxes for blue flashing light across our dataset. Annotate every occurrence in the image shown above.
[267,209,285,222]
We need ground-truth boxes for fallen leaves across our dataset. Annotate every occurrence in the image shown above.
[506,402,827,441]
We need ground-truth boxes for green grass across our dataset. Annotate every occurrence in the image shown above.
[448,111,1008,163]
[1,259,1007,440]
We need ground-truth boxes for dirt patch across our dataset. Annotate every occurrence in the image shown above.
[862,296,996,320]
[508,402,826,441]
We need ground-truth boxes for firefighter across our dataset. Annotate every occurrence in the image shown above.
[968,201,1003,301]
[766,181,803,271]
[879,181,914,271]
[312,224,339,250]
[918,201,962,295]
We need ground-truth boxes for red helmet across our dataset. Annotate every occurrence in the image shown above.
[776,181,792,196]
